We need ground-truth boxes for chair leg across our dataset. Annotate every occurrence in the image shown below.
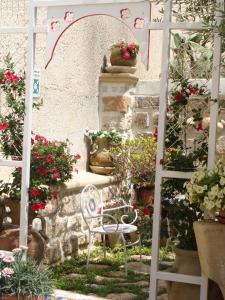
[139,234,142,262]
[87,232,93,268]
[121,233,128,276]
[103,234,106,260]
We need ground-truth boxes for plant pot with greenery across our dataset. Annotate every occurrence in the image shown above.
[0,247,53,299]
[110,41,139,67]
[186,159,225,298]
[85,129,122,175]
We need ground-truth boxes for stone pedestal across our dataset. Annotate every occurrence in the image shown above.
[99,73,138,136]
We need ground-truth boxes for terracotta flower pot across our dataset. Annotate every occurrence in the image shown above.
[194,221,225,299]
[110,47,137,67]
[134,183,155,207]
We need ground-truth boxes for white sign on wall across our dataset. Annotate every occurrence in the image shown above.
[33,69,41,98]
[46,1,150,69]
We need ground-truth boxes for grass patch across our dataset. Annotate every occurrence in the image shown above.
[52,245,171,299]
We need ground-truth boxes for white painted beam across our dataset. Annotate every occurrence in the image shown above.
[157,271,202,285]
[0,160,23,167]
[33,0,143,7]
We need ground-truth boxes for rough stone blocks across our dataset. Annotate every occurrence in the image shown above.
[103,96,131,113]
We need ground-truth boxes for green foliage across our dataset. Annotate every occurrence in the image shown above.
[0,249,54,297]
[113,136,157,187]
[85,129,122,145]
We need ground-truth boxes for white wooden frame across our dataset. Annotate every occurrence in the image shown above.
[0,0,223,298]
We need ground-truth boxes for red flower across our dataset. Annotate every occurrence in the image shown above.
[133,202,139,210]
[46,154,54,164]
[123,52,131,59]
[33,151,42,160]
[153,127,158,142]
[0,123,8,131]
[74,153,81,160]
[188,85,198,95]
[142,207,150,216]
[121,47,127,52]
[51,191,58,199]
[31,187,40,197]
[38,167,47,176]
[52,169,60,179]
[196,122,203,131]
[175,91,185,102]
[5,70,20,83]
[128,44,134,51]
[31,202,46,211]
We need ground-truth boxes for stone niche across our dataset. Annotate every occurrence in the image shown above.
[34,172,117,265]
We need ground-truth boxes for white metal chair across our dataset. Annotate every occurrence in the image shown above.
[80,184,141,275]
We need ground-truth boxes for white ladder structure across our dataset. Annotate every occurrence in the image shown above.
[149,0,224,300]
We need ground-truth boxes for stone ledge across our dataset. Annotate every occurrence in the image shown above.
[99,73,139,84]
[61,171,117,194]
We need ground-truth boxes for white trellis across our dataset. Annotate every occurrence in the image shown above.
[0,0,223,299]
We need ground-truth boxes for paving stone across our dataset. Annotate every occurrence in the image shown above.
[126,261,150,274]
[130,254,151,261]
[108,270,128,278]
[95,275,125,283]
[66,273,86,279]
[84,264,111,270]
[119,280,149,287]
[106,292,137,300]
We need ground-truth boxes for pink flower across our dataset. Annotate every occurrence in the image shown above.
[34,152,42,160]
[74,153,81,160]
[188,85,198,95]
[2,267,14,277]
[123,52,131,59]
[12,248,22,254]
[3,256,15,263]
[128,44,134,51]
[121,47,127,52]
[52,169,60,180]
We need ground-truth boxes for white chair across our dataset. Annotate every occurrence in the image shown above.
[80,184,141,275]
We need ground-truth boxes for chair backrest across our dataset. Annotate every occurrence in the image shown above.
[80,184,103,230]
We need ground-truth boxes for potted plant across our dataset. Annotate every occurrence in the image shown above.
[112,136,157,242]
[85,129,122,175]
[0,247,54,299]
[110,41,139,67]
[185,160,225,299]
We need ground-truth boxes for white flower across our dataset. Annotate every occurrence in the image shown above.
[0,251,5,259]
[12,248,22,254]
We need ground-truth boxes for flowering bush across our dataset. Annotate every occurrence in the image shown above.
[0,247,53,297]
[85,129,122,145]
[111,41,139,59]
[186,159,225,214]
[0,55,41,158]
[113,136,157,187]
[1,134,80,211]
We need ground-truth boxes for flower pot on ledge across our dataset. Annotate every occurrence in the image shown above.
[89,136,115,175]
[110,47,137,67]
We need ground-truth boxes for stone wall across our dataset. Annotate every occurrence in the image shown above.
[32,172,117,264]
[99,74,159,136]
